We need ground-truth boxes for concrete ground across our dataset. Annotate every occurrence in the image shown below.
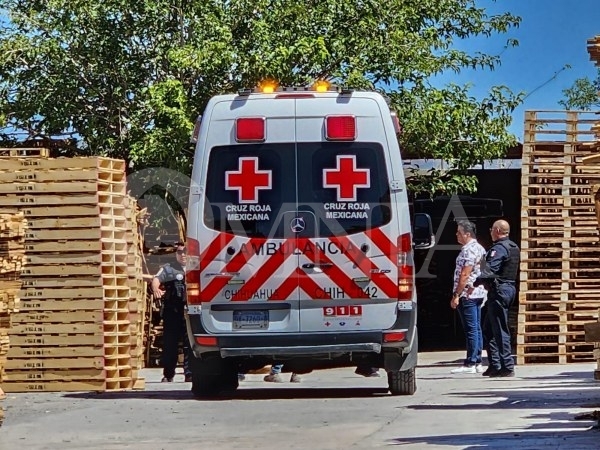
[1,351,600,449]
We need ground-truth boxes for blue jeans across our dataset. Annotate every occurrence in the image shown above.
[271,363,283,374]
[457,297,484,366]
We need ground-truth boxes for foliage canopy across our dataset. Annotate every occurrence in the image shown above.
[0,0,523,197]
[559,68,600,111]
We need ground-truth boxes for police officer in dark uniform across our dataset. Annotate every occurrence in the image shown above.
[151,242,192,382]
[475,220,520,377]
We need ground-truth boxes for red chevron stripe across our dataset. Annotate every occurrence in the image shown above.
[365,228,397,262]
[298,268,332,299]
[199,232,235,270]
[269,268,299,300]
[200,238,263,301]
[329,236,397,298]
[299,239,369,299]
[232,238,296,301]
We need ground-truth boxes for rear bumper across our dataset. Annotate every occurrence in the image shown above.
[220,342,381,357]
[185,312,414,360]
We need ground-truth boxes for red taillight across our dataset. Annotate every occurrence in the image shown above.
[236,117,265,142]
[383,331,406,343]
[195,336,217,346]
[397,233,414,301]
[399,233,412,253]
[186,237,201,304]
[325,115,356,141]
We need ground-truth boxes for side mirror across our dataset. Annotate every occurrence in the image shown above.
[412,213,435,250]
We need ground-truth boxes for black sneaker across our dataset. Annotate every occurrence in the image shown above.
[184,375,192,382]
[161,377,174,382]
[482,367,500,377]
[489,368,515,378]
[355,367,380,377]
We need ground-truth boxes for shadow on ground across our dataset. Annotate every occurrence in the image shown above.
[63,386,391,401]
[389,428,600,448]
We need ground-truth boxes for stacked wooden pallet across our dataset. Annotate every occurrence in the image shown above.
[519,111,600,364]
[0,151,146,392]
[0,211,27,423]
[588,35,600,67]
[582,37,600,378]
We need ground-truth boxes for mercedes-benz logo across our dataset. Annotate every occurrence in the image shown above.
[290,217,305,233]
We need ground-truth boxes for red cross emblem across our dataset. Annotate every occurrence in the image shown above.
[323,155,370,201]
[225,157,272,204]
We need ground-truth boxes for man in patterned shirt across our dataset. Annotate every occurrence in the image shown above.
[450,220,487,374]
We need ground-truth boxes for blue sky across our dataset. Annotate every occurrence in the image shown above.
[435,0,600,141]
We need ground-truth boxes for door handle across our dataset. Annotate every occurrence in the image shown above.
[302,263,333,269]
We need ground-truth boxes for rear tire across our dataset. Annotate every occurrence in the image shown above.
[190,355,239,398]
[387,367,416,396]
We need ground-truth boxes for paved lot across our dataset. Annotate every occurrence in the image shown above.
[2,351,600,449]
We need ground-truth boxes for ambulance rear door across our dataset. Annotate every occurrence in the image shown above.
[294,95,400,332]
[197,97,301,334]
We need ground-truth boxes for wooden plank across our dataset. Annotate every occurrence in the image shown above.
[582,153,600,165]
[0,156,124,171]
[0,157,101,170]
[5,358,104,370]
[0,182,99,194]
[10,323,104,335]
[23,240,102,253]
[0,147,49,157]
[18,205,100,217]
[20,265,101,277]
[19,288,104,300]
[0,194,99,206]
[1,380,107,392]
[6,345,105,358]
[20,277,102,288]
[10,334,104,347]
[11,311,104,324]
[24,253,102,265]
[0,170,100,183]
[4,369,106,382]
[24,217,101,229]
[24,229,101,240]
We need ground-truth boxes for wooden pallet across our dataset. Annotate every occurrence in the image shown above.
[0,148,49,158]
[519,111,600,364]
[20,287,105,299]
[588,35,600,66]
[20,276,103,288]
[6,345,105,358]
[11,311,104,324]
[9,334,104,346]
[0,158,146,392]
[1,380,108,393]
[0,194,101,206]
[4,357,104,370]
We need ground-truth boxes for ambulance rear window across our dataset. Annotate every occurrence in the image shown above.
[297,142,391,237]
[203,142,391,238]
[203,144,295,238]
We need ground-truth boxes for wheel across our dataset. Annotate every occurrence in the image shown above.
[190,354,239,398]
[387,367,416,396]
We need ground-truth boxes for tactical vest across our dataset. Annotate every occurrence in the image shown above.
[162,263,186,306]
[495,239,519,282]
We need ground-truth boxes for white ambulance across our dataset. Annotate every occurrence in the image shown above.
[184,81,434,397]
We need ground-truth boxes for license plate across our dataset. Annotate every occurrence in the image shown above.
[233,310,269,330]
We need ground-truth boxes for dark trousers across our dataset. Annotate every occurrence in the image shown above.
[457,297,484,366]
[162,307,191,379]
[483,284,516,371]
